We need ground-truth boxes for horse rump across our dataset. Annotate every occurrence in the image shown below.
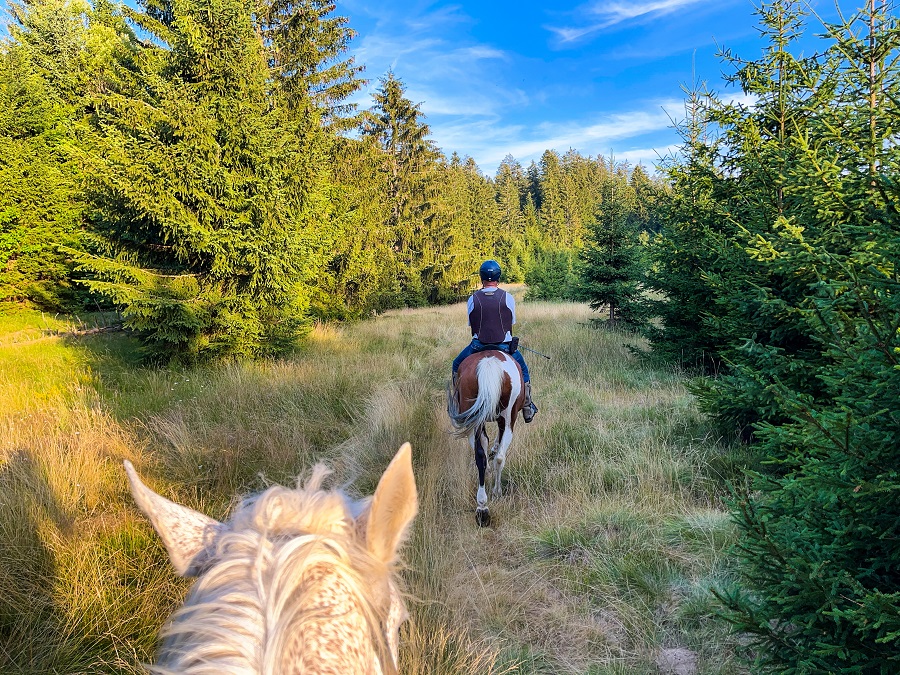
[447,354,505,438]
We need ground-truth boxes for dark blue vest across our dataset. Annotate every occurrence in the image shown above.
[469,288,512,344]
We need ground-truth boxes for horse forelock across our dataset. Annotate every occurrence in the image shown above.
[152,467,400,675]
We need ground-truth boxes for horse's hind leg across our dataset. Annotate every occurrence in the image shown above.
[471,427,490,527]
[491,415,514,499]
[488,429,499,461]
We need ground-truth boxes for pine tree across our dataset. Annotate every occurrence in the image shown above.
[644,79,730,372]
[75,0,331,359]
[256,0,364,129]
[577,165,648,327]
[713,1,900,669]
[362,72,441,306]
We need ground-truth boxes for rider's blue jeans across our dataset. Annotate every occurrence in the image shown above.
[452,338,530,383]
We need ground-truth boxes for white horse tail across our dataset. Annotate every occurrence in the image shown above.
[448,356,505,438]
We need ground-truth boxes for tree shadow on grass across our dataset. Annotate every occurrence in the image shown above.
[64,330,175,422]
[0,449,65,672]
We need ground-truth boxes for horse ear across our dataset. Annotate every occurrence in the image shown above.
[365,443,418,564]
[124,460,225,577]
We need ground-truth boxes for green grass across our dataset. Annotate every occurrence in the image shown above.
[0,300,748,673]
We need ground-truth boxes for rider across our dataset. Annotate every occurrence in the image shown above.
[452,260,538,423]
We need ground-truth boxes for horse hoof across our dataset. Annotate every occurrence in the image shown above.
[475,508,491,527]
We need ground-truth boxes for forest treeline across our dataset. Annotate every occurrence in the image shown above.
[2,0,899,670]
[0,0,660,358]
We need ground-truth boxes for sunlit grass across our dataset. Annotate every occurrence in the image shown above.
[0,301,746,673]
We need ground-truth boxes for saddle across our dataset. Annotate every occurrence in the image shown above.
[471,337,519,354]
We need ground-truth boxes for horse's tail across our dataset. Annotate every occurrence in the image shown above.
[447,356,505,439]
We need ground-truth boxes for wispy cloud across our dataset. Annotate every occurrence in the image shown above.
[339,2,701,176]
[345,5,516,119]
[427,100,683,175]
[548,0,706,44]
[457,46,509,61]
[591,0,705,24]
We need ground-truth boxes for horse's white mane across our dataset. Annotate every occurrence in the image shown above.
[149,465,397,675]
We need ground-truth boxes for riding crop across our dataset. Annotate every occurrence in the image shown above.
[519,344,551,360]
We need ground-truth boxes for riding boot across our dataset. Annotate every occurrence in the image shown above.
[522,382,538,423]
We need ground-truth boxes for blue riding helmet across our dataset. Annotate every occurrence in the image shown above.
[479,260,502,282]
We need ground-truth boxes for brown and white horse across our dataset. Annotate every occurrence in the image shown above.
[447,350,525,526]
[124,444,417,674]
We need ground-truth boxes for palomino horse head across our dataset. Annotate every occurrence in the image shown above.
[124,444,418,674]
[447,351,524,527]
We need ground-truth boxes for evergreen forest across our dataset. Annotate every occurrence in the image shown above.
[0,0,661,358]
[2,0,899,671]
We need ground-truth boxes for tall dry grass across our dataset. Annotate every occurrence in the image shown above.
[0,300,745,673]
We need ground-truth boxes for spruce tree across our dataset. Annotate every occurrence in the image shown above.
[524,247,579,301]
[362,72,441,306]
[76,0,331,359]
[558,148,597,249]
[713,1,900,669]
[644,76,733,376]
[420,155,480,302]
[693,0,826,434]
[494,156,527,282]
[315,133,396,318]
[0,0,121,309]
[577,165,648,327]
[256,0,364,129]
[464,156,502,265]
[0,42,82,307]
[537,150,566,245]
[426,153,471,302]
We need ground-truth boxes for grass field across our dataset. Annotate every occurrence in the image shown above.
[0,297,747,673]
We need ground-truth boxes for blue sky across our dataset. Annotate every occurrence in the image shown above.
[0,0,850,175]
[337,0,845,175]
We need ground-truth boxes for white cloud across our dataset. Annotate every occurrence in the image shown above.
[345,12,517,120]
[720,92,757,109]
[353,35,445,67]
[547,0,706,44]
[339,2,690,176]
[426,100,684,175]
[590,0,704,22]
[457,46,509,61]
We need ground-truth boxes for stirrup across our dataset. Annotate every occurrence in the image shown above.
[522,382,537,423]
[522,402,537,423]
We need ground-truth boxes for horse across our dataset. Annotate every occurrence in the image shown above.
[447,350,525,527]
[124,443,418,674]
